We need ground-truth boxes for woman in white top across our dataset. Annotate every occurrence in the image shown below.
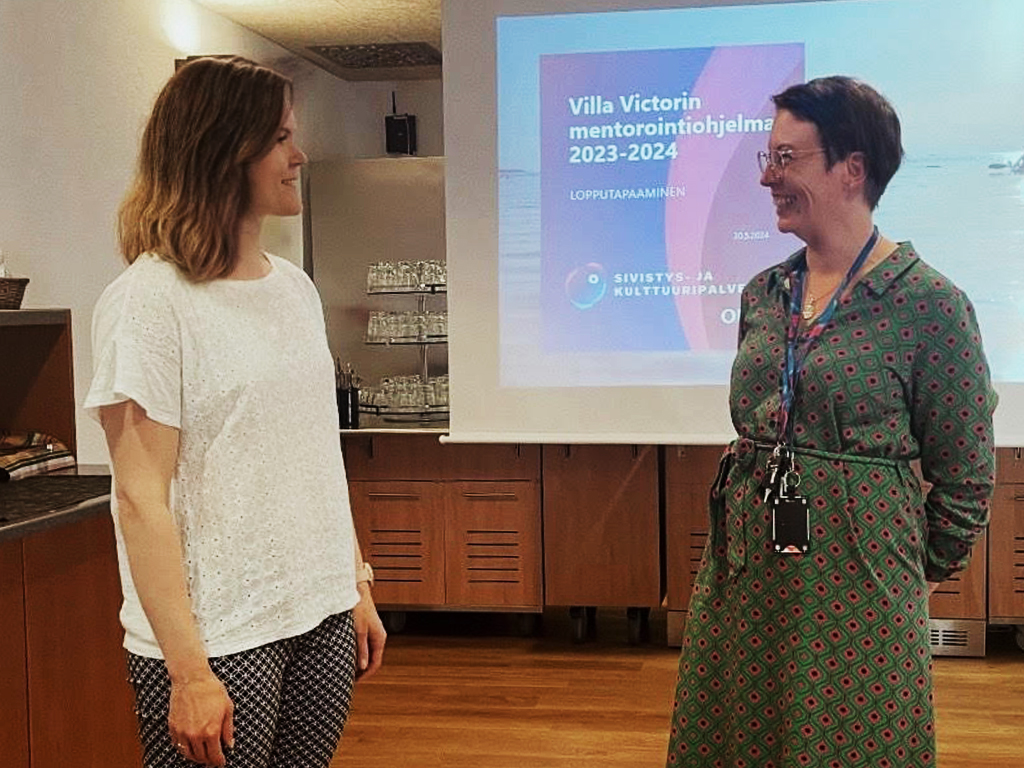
[86,56,385,768]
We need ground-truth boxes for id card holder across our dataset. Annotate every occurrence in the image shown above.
[772,494,809,554]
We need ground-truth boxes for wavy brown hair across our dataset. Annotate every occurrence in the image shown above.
[118,56,292,281]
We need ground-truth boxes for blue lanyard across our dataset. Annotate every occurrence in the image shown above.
[778,226,879,446]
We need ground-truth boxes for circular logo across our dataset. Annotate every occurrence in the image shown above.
[565,262,607,309]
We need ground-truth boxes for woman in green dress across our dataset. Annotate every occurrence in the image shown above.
[666,76,997,767]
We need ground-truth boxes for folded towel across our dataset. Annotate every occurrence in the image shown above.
[0,431,76,482]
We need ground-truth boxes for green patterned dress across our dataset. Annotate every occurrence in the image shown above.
[666,242,997,768]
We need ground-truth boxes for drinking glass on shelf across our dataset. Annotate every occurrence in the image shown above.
[366,262,382,292]
[366,311,385,342]
[432,375,449,407]
[379,376,396,408]
[359,386,381,407]
[393,311,414,341]
[418,382,433,408]
[396,261,417,290]
[425,311,446,338]
[420,260,441,288]
[421,262,446,290]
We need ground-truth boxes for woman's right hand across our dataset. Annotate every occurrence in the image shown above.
[168,672,235,766]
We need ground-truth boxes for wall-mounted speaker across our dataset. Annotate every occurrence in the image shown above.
[385,114,417,155]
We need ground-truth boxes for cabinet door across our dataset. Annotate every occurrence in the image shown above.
[989,484,1024,621]
[445,481,541,609]
[0,538,29,768]
[348,481,445,607]
[22,513,141,768]
[542,444,659,607]
[929,534,986,620]
[664,446,724,611]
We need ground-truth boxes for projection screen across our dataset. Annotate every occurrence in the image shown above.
[442,0,1024,444]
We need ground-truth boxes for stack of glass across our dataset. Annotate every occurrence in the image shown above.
[359,374,450,411]
[367,260,447,293]
[365,310,448,343]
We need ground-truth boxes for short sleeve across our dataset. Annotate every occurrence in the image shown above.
[84,264,183,429]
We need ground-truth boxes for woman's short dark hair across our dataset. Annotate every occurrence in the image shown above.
[118,56,292,281]
[772,76,903,209]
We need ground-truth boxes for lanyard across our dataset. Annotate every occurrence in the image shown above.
[778,226,879,447]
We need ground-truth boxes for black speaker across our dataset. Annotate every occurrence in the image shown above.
[385,114,417,155]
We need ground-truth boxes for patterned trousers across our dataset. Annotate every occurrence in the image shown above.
[126,611,357,768]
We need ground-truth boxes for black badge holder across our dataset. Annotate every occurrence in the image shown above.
[770,459,809,554]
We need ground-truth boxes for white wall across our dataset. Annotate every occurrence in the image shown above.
[0,0,443,465]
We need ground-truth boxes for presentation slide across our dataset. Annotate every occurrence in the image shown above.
[496,0,1024,389]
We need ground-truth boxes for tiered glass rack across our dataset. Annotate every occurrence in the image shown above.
[362,263,448,421]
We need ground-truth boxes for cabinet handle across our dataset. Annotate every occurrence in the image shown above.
[462,492,519,501]
[367,492,421,500]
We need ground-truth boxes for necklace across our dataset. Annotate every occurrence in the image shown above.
[801,293,817,321]
[801,277,842,321]
[798,230,884,324]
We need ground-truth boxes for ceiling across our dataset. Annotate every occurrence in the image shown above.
[194,0,443,81]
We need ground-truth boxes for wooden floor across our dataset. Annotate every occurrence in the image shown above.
[333,610,1024,768]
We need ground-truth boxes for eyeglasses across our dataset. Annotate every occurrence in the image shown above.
[757,147,827,174]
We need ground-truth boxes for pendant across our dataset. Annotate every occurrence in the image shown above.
[802,294,815,321]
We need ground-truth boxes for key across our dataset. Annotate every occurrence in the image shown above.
[763,445,783,503]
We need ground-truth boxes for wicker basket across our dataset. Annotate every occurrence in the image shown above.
[0,277,29,309]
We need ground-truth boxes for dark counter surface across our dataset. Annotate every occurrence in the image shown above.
[341,414,449,435]
[0,473,112,543]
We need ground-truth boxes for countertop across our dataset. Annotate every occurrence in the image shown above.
[341,415,449,435]
[0,472,112,543]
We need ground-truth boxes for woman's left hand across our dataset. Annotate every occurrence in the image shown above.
[353,583,386,680]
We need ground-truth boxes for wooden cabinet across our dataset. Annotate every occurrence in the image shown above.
[542,444,659,608]
[990,449,1024,623]
[990,484,1024,621]
[349,480,447,607]
[343,434,542,611]
[0,511,140,768]
[929,535,987,620]
[0,537,30,768]
[343,432,1017,654]
[445,481,541,609]
[664,445,724,612]
[22,513,141,768]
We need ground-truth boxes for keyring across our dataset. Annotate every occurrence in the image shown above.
[782,470,801,493]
